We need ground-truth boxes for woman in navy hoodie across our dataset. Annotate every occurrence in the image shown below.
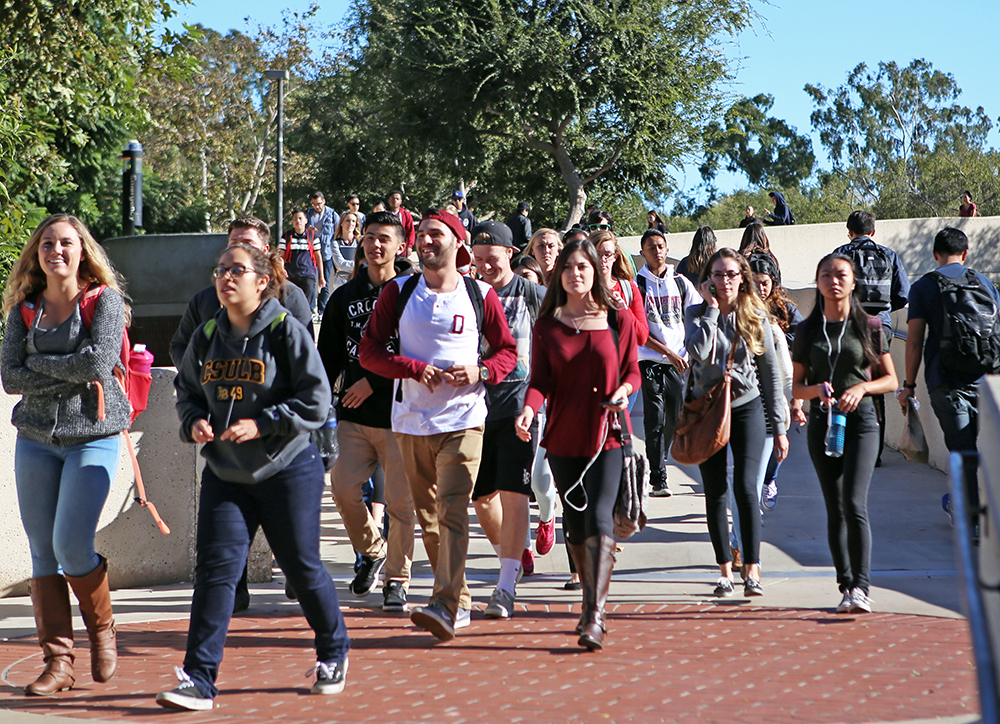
[158,243,350,711]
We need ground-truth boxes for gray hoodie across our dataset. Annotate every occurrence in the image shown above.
[174,296,331,484]
[684,303,786,437]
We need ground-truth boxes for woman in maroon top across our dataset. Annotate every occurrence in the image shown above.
[515,238,641,651]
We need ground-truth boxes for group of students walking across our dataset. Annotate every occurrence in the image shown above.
[2,203,992,709]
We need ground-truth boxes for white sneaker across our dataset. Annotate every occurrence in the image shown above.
[848,588,873,613]
[455,607,471,629]
[836,591,852,613]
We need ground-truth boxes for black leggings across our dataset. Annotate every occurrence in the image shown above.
[548,447,624,544]
[807,403,878,594]
[698,397,765,566]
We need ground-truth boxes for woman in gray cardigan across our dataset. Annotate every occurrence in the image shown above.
[1,214,130,695]
[685,248,788,598]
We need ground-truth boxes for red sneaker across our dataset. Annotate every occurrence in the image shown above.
[535,517,555,556]
[521,548,535,576]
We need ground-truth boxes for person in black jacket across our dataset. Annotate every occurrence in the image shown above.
[169,217,313,369]
[317,211,417,613]
[505,201,532,251]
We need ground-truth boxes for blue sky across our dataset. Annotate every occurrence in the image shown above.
[165,0,1000,200]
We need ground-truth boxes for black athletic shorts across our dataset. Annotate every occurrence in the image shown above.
[472,415,536,500]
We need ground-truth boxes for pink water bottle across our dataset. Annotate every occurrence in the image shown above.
[131,343,154,375]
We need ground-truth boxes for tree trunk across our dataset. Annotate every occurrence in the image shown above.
[552,144,587,231]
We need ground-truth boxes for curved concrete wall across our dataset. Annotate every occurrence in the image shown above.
[0,370,271,596]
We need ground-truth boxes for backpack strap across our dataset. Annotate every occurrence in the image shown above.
[462,275,486,361]
[395,274,422,322]
[619,278,633,307]
[636,275,647,302]
[674,273,688,306]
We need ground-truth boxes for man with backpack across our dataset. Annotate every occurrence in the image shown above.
[899,227,1000,534]
[468,220,546,619]
[359,210,517,641]
[834,210,910,465]
[635,229,700,497]
[279,210,325,317]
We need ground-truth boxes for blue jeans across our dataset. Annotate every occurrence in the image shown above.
[929,383,980,523]
[15,435,121,578]
[182,445,350,698]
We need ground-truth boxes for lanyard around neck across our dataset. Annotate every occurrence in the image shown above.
[822,316,847,385]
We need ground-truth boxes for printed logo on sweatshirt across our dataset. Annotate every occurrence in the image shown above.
[201,358,266,386]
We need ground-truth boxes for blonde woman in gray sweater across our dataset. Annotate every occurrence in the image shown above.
[1,214,130,695]
[685,248,788,599]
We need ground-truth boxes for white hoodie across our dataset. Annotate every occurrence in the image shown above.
[636,264,700,364]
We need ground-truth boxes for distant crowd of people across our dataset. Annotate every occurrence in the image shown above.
[2,191,995,709]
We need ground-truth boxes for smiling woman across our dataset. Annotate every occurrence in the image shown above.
[0,214,132,695]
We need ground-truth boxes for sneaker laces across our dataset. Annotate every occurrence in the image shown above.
[173,666,196,687]
[306,661,334,680]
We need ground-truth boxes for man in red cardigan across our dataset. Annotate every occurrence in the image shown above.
[386,189,416,254]
[360,210,517,641]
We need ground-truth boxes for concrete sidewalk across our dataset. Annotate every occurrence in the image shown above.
[0,421,981,723]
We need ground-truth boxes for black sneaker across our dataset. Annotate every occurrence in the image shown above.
[156,668,214,711]
[382,580,408,612]
[650,483,672,498]
[349,554,386,597]
[308,658,349,695]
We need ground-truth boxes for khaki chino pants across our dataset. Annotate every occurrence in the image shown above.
[395,427,484,618]
[332,420,415,584]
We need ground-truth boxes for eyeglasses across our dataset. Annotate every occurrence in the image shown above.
[710,271,741,281]
[212,265,257,280]
[589,223,612,231]
[599,251,617,260]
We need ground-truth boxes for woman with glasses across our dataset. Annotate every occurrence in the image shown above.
[2,214,129,695]
[592,230,648,348]
[515,237,640,650]
[791,254,897,613]
[525,228,563,285]
[159,243,350,710]
[685,248,788,598]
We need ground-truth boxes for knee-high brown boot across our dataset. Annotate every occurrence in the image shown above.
[25,575,75,695]
[567,542,588,634]
[579,535,615,651]
[65,556,117,683]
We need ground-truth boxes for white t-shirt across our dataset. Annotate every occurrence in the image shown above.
[393,275,490,435]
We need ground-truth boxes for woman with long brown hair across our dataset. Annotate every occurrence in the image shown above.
[676,225,717,285]
[515,238,640,651]
[685,248,788,598]
[1,214,130,695]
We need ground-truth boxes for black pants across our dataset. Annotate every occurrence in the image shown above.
[289,275,317,312]
[698,397,765,566]
[548,447,624,544]
[807,403,878,594]
[640,361,684,486]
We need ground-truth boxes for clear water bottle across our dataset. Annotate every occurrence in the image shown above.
[825,403,846,458]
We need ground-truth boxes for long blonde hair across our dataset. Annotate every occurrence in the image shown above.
[336,211,362,242]
[700,248,768,355]
[2,214,131,324]
[589,230,635,281]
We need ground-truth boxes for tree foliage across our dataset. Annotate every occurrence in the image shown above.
[805,59,994,218]
[340,0,757,229]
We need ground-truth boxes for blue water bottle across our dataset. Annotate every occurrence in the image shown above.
[825,403,846,458]
[315,405,339,471]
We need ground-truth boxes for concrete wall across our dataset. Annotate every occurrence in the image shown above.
[974,377,1000,701]
[0,370,271,596]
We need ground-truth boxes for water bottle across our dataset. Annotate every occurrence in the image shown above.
[131,343,154,375]
[825,403,846,458]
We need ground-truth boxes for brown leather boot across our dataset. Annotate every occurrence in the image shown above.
[65,556,117,683]
[578,535,615,651]
[25,575,75,695]
[566,542,590,635]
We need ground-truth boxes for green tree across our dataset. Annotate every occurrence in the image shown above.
[342,0,758,229]
[700,94,815,189]
[805,59,994,218]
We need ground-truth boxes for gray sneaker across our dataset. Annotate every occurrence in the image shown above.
[484,588,515,619]
[410,602,455,640]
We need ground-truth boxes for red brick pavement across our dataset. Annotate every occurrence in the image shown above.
[0,603,980,724]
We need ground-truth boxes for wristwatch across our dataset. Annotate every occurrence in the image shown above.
[479,364,490,382]
[902,381,916,390]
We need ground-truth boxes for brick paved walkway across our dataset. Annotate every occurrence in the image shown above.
[0,603,978,724]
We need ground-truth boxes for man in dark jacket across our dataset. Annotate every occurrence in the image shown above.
[317,211,417,613]
[505,201,532,251]
[763,192,793,226]
[170,217,313,369]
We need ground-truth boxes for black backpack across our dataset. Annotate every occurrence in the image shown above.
[933,269,1000,377]
[846,238,893,313]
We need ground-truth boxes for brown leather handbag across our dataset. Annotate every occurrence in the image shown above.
[671,337,737,466]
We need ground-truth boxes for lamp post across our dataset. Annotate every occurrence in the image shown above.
[265,69,289,241]
[122,140,143,236]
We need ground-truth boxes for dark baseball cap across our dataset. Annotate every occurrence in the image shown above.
[470,220,514,248]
